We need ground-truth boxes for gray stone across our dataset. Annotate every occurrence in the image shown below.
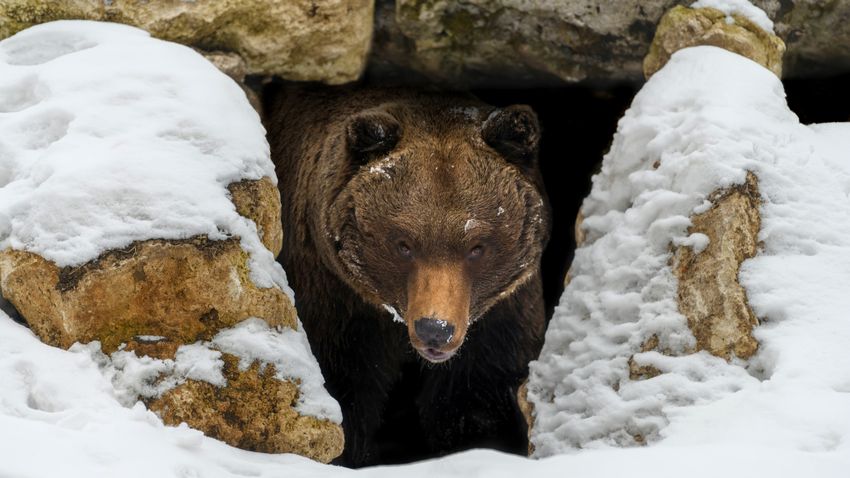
[368,0,850,87]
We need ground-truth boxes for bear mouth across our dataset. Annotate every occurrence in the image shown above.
[417,346,457,363]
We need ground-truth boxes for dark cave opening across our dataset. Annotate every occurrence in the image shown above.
[784,72,850,124]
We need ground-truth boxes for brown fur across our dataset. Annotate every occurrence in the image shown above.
[265,85,550,466]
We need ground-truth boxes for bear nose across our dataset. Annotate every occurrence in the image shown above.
[414,318,455,348]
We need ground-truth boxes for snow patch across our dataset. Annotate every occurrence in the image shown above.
[383,303,406,324]
[369,157,396,179]
[73,317,341,424]
[672,232,710,253]
[98,342,226,405]
[211,318,342,423]
[690,0,774,33]
[133,335,166,343]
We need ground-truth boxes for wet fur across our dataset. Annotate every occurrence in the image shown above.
[264,86,549,467]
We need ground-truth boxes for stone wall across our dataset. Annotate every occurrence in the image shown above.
[2,1,849,87]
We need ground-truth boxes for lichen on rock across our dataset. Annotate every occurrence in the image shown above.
[0,0,375,84]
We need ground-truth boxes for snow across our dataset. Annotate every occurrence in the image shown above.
[0,313,847,477]
[102,341,226,405]
[672,232,710,253]
[527,44,850,469]
[691,0,774,33]
[211,318,342,422]
[0,20,290,295]
[383,303,406,324]
[369,157,396,179]
[2,19,850,478]
[83,318,343,423]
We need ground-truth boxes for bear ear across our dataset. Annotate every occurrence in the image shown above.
[346,110,401,164]
[482,105,541,165]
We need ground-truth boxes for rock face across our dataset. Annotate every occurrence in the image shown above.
[370,0,678,87]
[0,0,374,84]
[644,6,785,78]
[149,353,344,464]
[0,234,292,354]
[0,180,288,355]
[228,178,285,256]
[771,0,850,77]
[369,0,849,87]
[3,0,849,86]
[646,5,769,362]
[672,173,761,360]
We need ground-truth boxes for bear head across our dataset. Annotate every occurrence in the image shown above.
[316,95,550,363]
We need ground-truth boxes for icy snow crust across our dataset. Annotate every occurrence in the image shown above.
[527,45,850,460]
[0,21,289,294]
[1,23,849,478]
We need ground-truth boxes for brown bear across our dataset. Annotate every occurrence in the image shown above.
[264,86,550,467]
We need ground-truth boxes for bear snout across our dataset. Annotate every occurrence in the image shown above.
[405,262,471,363]
[413,318,459,363]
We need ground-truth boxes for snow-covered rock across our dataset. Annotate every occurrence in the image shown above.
[643,3,785,79]
[691,0,775,33]
[0,21,342,462]
[526,41,850,461]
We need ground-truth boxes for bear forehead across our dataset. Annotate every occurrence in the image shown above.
[359,148,521,209]
[354,158,528,245]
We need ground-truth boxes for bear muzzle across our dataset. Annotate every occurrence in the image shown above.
[405,262,471,363]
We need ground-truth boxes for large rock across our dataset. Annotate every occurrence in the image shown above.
[369,0,677,87]
[644,5,785,78]
[523,3,782,456]
[0,234,290,354]
[0,0,374,84]
[0,22,343,462]
[368,0,850,87]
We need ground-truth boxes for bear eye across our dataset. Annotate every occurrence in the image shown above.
[397,241,413,259]
[467,245,485,261]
